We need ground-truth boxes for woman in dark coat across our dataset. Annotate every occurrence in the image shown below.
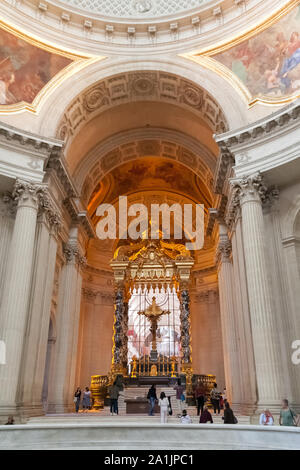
[223,402,237,424]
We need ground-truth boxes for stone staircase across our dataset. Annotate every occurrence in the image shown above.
[99,386,250,424]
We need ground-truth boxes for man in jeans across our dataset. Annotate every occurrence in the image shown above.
[108,380,120,415]
[147,385,157,416]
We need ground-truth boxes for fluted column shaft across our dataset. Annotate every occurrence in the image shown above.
[217,223,241,406]
[0,181,42,417]
[236,175,283,408]
[48,242,84,413]
[19,206,60,414]
[0,196,14,306]
[231,216,257,413]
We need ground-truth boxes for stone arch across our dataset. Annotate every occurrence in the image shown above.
[57,69,228,149]
[31,57,250,139]
[75,128,216,206]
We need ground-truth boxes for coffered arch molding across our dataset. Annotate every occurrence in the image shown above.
[74,127,217,205]
[27,57,251,139]
[57,68,228,150]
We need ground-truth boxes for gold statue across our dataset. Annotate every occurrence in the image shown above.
[171,356,177,378]
[150,365,158,376]
[131,356,138,378]
[138,297,170,360]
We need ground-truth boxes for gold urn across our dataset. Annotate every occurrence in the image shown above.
[90,375,109,410]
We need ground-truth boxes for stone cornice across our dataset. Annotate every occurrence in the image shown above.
[63,198,96,239]
[82,287,114,304]
[46,151,78,199]
[192,288,219,303]
[213,99,300,203]
[0,121,63,154]
[84,264,114,277]
[215,99,300,151]
[0,0,289,54]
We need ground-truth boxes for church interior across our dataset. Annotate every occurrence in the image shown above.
[0,0,300,450]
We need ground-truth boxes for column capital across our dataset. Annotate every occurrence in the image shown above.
[216,219,232,263]
[63,242,86,268]
[38,190,62,235]
[1,193,17,218]
[232,173,279,206]
[227,173,279,226]
[12,181,63,235]
[217,239,232,264]
[12,180,45,210]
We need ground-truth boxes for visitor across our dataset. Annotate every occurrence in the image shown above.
[82,386,91,412]
[223,402,237,424]
[174,378,185,413]
[158,392,169,424]
[194,380,205,416]
[199,406,213,424]
[108,380,120,415]
[168,396,173,416]
[180,409,192,424]
[210,383,221,415]
[259,409,274,426]
[147,384,157,416]
[5,415,14,425]
[279,399,299,427]
[74,387,81,413]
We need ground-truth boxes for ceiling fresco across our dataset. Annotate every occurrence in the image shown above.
[213,4,300,100]
[87,157,212,219]
[0,26,72,106]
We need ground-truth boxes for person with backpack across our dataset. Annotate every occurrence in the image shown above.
[223,401,238,424]
[147,384,157,416]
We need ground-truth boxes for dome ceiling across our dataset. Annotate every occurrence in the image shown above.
[48,0,210,19]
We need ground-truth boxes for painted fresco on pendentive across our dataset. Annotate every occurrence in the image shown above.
[0,27,72,106]
[214,5,300,98]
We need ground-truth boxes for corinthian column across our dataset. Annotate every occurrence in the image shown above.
[233,174,283,409]
[217,221,242,407]
[48,241,85,413]
[18,193,61,416]
[0,180,45,420]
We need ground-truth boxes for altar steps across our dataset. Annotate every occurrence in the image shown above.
[27,413,251,425]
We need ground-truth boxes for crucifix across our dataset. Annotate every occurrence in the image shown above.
[138,297,170,362]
